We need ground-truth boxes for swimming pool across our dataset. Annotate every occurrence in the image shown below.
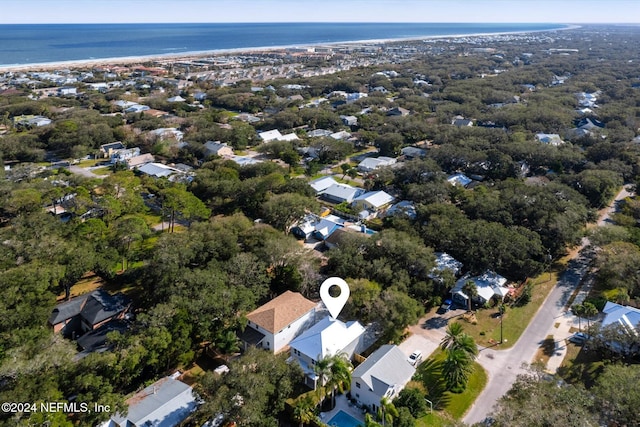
[326,410,363,427]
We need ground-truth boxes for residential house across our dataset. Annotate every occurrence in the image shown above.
[312,215,345,240]
[126,153,155,169]
[152,127,184,142]
[234,113,261,123]
[228,155,262,166]
[357,156,397,173]
[114,100,138,111]
[447,173,472,187]
[536,133,565,146]
[330,130,351,140]
[204,141,234,157]
[49,290,131,338]
[351,345,415,413]
[602,302,640,334]
[278,132,300,142]
[401,146,426,159]
[430,252,464,279]
[307,129,332,138]
[452,117,473,127]
[167,95,186,103]
[12,114,52,128]
[346,92,367,103]
[76,319,129,352]
[58,86,77,96]
[111,147,141,164]
[309,176,339,194]
[87,82,109,93]
[387,107,410,117]
[451,271,509,307]
[385,200,417,220]
[340,115,358,127]
[351,190,394,215]
[290,317,366,388]
[193,91,207,101]
[298,146,320,160]
[291,213,346,240]
[259,129,283,142]
[600,302,640,355]
[371,86,388,93]
[320,183,365,204]
[137,162,183,180]
[240,291,318,353]
[124,104,150,113]
[99,374,198,427]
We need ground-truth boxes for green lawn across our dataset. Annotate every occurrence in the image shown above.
[458,266,563,349]
[415,351,488,423]
[557,342,606,388]
[76,158,103,167]
[91,166,113,176]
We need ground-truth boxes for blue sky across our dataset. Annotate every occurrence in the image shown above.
[2,0,639,24]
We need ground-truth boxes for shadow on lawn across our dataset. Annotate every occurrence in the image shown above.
[417,358,451,410]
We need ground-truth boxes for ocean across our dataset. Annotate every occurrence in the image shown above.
[0,23,566,67]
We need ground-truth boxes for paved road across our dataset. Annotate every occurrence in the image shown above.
[463,250,593,424]
[461,185,633,425]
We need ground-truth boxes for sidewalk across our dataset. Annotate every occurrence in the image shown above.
[544,275,591,373]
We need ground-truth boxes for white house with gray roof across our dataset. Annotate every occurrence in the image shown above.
[100,374,198,427]
[351,345,415,413]
[357,156,397,173]
[309,176,338,194]
[602,302,640,334]
[320,183,364,204]
[351,190,394,213]
[452,270,509,307]
[290,317,366,388]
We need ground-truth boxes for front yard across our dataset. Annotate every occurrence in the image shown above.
[455,262,566,348]
[415,351,488,424]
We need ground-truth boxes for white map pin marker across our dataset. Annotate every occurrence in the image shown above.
[320,277,350,320]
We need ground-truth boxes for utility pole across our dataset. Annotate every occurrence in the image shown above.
[499,304,506,344]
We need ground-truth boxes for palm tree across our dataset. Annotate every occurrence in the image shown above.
[364,414,383,427]
[313,355,332,404]
[440,322,478,360]
[582,301,598,332]
[440,322,464,351]
[462,280,478,312]
[377,397,399,426]
[292,394,316,427]
[442,347,474,393]
[571,303,585,332]
[327,353,352,407]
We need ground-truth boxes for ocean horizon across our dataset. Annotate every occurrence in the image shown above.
[0,22,568,67]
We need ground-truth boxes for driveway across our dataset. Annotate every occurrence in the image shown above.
[398,334,439,364]
[69,165,105,179]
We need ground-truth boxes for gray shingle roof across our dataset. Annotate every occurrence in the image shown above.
[112,377,198,427]
[48,294,90,325]
[80,290,130,326]
[352,345,415,396]
[49,290,130,328]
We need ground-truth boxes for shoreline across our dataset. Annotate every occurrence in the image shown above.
[0,24,577,73]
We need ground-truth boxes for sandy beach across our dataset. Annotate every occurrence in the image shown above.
[0,24,577,73]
